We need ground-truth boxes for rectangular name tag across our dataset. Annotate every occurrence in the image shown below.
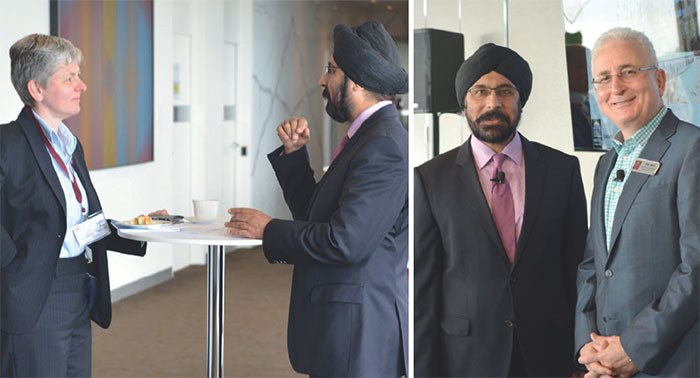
[631,158,661,176]
[73,211,111,248]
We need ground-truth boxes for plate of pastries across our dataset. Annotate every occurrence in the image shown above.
[112,215,172,229]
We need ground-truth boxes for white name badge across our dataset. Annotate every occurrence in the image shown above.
[73,211,111,248]
[631,158,661,176]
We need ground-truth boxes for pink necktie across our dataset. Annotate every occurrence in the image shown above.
[491,153,516,264]
[331,134,350,162]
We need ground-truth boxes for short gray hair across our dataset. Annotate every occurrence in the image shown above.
[9,33,83,106]
[592,27,658,68]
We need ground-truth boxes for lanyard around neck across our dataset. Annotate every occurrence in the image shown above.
[27,106,86,213]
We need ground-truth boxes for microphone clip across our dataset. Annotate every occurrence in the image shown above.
[490,171,506,184]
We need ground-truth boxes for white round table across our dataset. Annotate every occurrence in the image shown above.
[116,220,261,378]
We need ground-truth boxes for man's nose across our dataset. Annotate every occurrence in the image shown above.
[610,74,626,93]
[484,90,502,108]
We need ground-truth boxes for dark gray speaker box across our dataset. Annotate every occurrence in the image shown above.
[414,28,464,114]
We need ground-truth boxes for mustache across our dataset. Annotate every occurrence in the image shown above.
[322,88,330,100]
[476,109,510,124]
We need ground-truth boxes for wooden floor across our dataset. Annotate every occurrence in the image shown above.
[92,247,304,377]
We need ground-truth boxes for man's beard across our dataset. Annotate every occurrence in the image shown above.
[466,106,521,144]
[323,75,352,123]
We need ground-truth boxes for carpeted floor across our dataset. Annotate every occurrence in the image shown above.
[92,246,304,377]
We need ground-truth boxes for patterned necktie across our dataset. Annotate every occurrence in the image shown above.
[491,153,516,264]
[331,134,350,162]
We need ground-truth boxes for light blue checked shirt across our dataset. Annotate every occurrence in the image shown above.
[604,106,668,250]
[33,110,89,258]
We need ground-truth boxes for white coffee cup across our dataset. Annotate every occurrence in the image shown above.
[192,199,219,220]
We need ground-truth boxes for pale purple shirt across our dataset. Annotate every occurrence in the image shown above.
[470,133,526,239]
[346,100,393,139]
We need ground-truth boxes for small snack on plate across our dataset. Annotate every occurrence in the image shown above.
[129,215,153,225]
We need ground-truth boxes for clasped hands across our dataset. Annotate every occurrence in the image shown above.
[224,117,309,239]
[578,333,638,378]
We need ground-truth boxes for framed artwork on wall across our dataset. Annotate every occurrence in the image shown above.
[50,0,154,169]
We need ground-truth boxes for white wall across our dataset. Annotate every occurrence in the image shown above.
[414,0,603,211]
[250,0,325,219]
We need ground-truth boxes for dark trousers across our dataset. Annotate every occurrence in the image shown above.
[508,331,528,377]
[1,257,92,377]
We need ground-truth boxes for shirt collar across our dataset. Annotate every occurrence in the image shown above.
[471,132,523,170]
[612,106,667,153]
[347,100,392,139]
[31,109,77,158]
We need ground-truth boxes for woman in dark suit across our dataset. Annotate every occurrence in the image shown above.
[0,33,155,377]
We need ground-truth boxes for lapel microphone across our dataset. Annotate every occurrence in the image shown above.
[614,169,625,182]
[490,171,506,184]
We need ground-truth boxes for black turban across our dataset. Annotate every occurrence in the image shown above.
[455,43,532,108]
[333,20,408,95]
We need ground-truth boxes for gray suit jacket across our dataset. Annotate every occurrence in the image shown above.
[575,110,700,376]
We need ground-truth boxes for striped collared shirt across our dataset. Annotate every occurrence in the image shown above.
[33,109,89,258]
[604,106,667,249]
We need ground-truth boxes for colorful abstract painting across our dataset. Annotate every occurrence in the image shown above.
[51,0,153,169]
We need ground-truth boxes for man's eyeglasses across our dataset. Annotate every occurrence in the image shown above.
[592,66,657,89]
[467,85,517,100]
[324,64,341,75]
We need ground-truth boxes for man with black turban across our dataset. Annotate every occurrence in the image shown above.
[414,43,587,377]
[225,20,408,377]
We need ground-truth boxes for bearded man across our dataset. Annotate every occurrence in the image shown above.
[224,20,408,377]
[414,43,587,377]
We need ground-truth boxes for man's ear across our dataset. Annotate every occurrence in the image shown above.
[347,77,363,93]
[27,79,44,104]
[655,68,666,97]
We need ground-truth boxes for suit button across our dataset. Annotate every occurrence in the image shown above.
[602,316,608,323]
[505,319,514,327]
[605,269,613,277]
[57,234,62,239]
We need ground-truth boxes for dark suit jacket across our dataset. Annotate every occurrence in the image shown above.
[1,108,146,335]
[415,134,587,377]
[575,110,699,376]
[263,105,408,377]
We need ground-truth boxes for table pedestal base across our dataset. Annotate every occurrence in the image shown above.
[207,245,225,377]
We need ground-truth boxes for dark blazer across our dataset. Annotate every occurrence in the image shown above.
[263,105,408,377]
[415,134,587,377]
[1,108,146,335]
[575,110,699,376]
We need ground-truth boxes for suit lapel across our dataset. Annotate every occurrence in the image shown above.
[455,138,511,266]
[305,105,393,217]
[608,111,676,256]
[595,151,616,257]
[72,142,101,215]
[513,136,544,267]
[17,108,67,215]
